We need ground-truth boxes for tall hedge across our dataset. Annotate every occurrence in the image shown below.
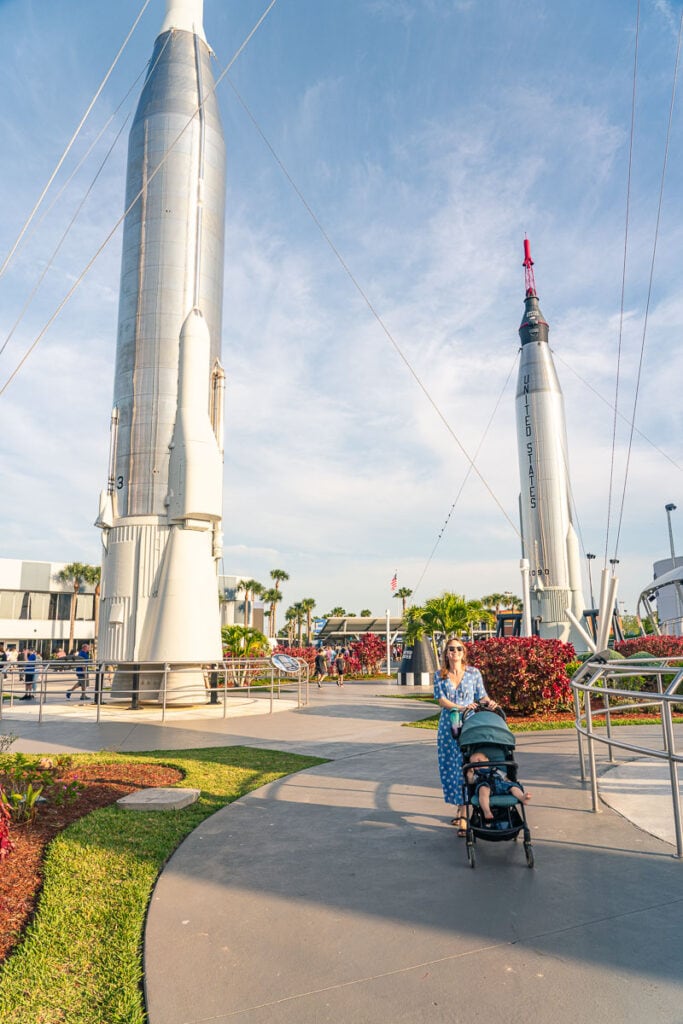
[614,636,683,658]
[464,636,575,715]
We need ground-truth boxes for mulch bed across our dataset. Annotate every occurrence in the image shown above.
[0,762,183,963]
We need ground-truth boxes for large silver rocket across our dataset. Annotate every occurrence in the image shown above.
[96,0,226,702]
[515,240,586,647]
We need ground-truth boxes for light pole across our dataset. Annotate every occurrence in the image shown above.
[665,503,681,633]
[586,553,596,608]
[665,503,677,563]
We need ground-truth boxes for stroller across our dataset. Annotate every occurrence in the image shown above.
[458,704,534,869]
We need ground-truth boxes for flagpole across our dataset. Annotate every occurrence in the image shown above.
[386,607,391,678]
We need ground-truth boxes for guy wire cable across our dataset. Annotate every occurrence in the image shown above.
[0,0,152,280]
[224,73,521,541]
[0,114,130,364]
[12,53,157,274]
[0,0,280,398]
[0,39,171,362]
[612,2,683,563]
[411,352,519,602]
[554,351,682,473]
[603,0,640,569]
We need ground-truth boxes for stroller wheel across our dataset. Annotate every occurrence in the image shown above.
[467,842,476,869]
[524,842,535,869]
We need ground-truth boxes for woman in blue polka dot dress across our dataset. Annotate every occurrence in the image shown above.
[434,638,499,835]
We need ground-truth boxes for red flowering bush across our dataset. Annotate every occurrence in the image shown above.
[343,654,363,675]
[464,637,575,715]
[615,636,683,658]
[350,634,386,676]
[0,791,13,860]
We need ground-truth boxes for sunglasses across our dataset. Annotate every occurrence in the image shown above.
[447,645,464,652]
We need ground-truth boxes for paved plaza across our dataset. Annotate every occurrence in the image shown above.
[3,681,683,1023]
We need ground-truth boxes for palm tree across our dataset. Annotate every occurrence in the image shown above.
[55,562,100,654]
[262,588,283,638]
[284,606,298,645]
[290,601,307,645]
[300,597,316,645]
[270,569,289,591]
[221,625,269,657]
[406,593,494,653]
[394,587,413,615]
[325,606,346,617]
[481,593,509,615]
[236,579,263,626]
[360,608,372,617]
[402,604,428,645]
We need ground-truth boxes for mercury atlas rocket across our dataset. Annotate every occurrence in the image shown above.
[95,0,226,703]
[515,240,587,647]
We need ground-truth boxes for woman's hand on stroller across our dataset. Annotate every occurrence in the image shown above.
[476,697,499,711]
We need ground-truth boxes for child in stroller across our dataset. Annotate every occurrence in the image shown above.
[466,751,531,827]
[459,704,535,868]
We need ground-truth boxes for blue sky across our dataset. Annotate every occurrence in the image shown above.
[0,0,682,619]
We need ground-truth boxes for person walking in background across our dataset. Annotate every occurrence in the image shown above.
[21,647,37,699]
[314,648,327,687]
[334,650,346,687]
[66,643,91,701]
[5,645,18,680]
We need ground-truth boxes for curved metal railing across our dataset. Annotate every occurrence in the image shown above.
[0,656,311,725]
[571,654,683,858]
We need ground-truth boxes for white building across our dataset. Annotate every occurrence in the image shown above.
[218,574,266,632]
[0,560,269,657]
[652,557,683,636]
[0,558,97,656]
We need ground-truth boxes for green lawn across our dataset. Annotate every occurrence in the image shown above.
[0,746,323,1024]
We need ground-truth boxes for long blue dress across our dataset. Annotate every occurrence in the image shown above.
[434,666,488,806]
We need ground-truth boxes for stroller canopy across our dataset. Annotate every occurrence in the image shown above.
[459,710,516,754]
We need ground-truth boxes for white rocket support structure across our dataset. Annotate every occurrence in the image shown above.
[515,240,587,648]
[96,0,226,703]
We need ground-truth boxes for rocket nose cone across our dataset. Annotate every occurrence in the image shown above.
[180,307,210,343]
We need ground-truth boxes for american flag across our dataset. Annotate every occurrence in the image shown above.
[390,572,398,592]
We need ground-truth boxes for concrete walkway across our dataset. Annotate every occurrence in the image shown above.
[4,683,683,1023]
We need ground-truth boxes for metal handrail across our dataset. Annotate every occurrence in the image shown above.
[571,654,683,858]
[0,656,310,725]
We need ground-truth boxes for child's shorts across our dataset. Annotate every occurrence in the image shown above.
[475,776,522,800]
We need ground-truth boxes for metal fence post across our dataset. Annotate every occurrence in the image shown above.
[584,690,600,813]
[37,663,46,725]
[661,695,683,859]
[161,664,169,723]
